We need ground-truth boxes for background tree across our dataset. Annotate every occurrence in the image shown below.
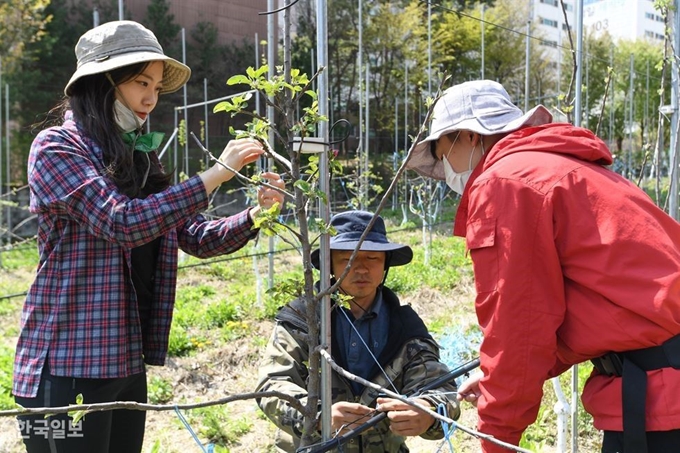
[3,0,90,183]
[0,0,51,71]
[559,30,666,178]
[144,0,181,55]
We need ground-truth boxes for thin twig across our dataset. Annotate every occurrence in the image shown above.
[0,391,304,418]
[594,69,613,137]
[190,132,294,199]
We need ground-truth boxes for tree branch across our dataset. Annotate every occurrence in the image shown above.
[190,132,295,199]
[0,391,305,418]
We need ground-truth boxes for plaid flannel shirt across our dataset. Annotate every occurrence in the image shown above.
[13,112,258,398]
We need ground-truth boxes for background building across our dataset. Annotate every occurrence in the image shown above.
[99,0,270,46]
[533,0,665,59]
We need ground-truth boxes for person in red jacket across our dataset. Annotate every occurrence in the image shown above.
[406,79,680,453]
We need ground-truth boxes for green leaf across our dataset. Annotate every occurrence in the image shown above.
[294,180,312,194]
[227,75,251,86]
[255,65,269,78]
[68,393,87,425]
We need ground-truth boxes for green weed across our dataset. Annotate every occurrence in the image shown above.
[168,325,205,357]
[206,300,242,328]
[148,376,174,404]
[0,345,16,409]
[0,243,39,270]
[190,406,253,447]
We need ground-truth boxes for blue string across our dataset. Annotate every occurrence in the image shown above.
[435,402,456,453]
[174,406,214,453]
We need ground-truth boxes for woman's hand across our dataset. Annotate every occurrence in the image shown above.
[249,172,286,221]
[200,138,264,193]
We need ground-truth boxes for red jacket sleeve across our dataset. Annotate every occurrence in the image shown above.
[466,177,566,452]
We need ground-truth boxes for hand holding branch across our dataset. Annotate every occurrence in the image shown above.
[375,397,436,437]
[250,172,286,221]
[199,137,264,193]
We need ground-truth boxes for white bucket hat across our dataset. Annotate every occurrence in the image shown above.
[65,20,191,96]
[407,80,553,180]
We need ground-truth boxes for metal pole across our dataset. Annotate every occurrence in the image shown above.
[402,63,409,225]
[628,54,635,180]
[392,99,398,211]
[646,60,650,145]
[558,32,562,112]
[585,42,589,129]
[5,83,9,240]
[173,108,178,185]
[182,28,189,176]
[572,3,584,450]
[525,20,531,111]
[0,63,3,253]
[404,64,408,154]
[669,0,680,219]
[267,0,276,288]
[255,33,264,171]
[316,0,332,440]
[357,0,363,210]
[364,65,369,209]
[204,78,209,169]
[93,7,99,27]
[118,0,123,20]
[609,46,614,148]
[428,2,431,95]
[481,3,485,79]
[311,49,316,94]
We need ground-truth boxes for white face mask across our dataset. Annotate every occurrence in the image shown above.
[113,99,144,133]
[442,134,480,195]
[443,159,472,195]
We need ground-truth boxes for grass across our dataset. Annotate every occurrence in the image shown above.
[188,406,254,447]
[0,346,16,410]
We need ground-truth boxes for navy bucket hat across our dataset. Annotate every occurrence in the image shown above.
[311,211,413,269]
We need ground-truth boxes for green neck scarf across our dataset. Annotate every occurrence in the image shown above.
[121,131,165,153]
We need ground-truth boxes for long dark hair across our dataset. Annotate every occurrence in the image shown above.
[54,63,173,198]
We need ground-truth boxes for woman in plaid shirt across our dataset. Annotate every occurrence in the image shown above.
[13,20,284,453]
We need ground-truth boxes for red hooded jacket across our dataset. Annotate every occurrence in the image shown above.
[454,123,680,452]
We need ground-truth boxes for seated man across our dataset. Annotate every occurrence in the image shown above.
[256,210,460,452]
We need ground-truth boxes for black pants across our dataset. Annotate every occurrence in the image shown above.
[15,367,147,453]
[602,429,680,453]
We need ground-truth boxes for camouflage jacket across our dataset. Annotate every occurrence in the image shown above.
[256,286,460,452]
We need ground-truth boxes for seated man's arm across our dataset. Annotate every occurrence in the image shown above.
[256,323,317,442]
[388,338,461,440]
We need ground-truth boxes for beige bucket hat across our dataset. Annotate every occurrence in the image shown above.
[65,20,191,96]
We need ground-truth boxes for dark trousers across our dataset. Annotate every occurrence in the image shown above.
[602,430,680,453]
[15,367,147,453]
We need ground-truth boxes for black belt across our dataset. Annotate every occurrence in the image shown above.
[591,334,680,453]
